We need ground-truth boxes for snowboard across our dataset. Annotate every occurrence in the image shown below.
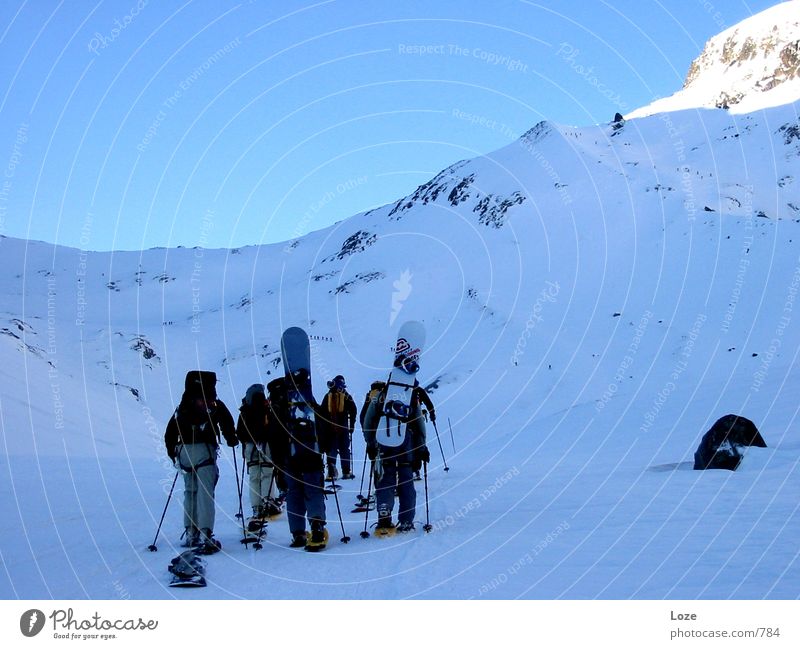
[168,550,207,588]
[281,327,315,416]
[304,527,329,552]
[281,326,322,458]
[380,321,426,443]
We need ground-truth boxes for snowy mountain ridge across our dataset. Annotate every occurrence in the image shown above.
[629,0,800,117]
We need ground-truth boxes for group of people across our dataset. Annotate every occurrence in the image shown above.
[163,369,435,553]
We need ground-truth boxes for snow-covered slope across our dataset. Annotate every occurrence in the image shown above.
[2,92,800,598]
[3,1,800,598]
[629,0,800,117]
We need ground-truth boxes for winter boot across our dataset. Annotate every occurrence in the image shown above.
[290,532,307,548]
[377,508,393,530]
[326,465,338,481]
[195,528,221,555]
[310,519,326,544]
[247,507,264,532]
[397,521,415,533]
[182,527,199,548]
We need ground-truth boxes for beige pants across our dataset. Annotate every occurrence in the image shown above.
[177,443,219,534]
[244,442,274,511]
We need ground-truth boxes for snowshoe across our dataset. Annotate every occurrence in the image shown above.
[168,550,207,588]
[341,472,356,480]
[373,520,396,538]
[396,521,415,533]
[351,503,375,513]
[247,517,265,533]
[305,527,329,552]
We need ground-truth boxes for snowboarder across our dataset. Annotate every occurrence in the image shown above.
[319,374,357,480]
[266,377,291,500]
[284,369,327,548]
[279,328,328,550]
[236,384,282,532]
[164,371,237,554]
[363,381,431,533]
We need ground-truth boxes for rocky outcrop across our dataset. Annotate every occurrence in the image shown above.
[683,3,800,108]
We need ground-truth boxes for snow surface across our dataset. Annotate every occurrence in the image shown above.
[2,92,799,599]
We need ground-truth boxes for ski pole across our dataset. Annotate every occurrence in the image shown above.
[356,447,368,501]
[422,462,432,532]
[148,470,179,552]
[432,420,450,472]
[234,447,245,519]
[448,417,456,453]
[360,459,374,539]
[236,446,246,519]
[233,448,248,544]
[330,474,350,543]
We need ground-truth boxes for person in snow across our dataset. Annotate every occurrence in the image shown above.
[236,384,282,532]
[362,383,432,532]
[279,369,327,548]
[164,371,237,553]
[266,377,292,500]
[319,374,358,480]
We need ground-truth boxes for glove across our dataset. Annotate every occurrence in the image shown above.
[417,445,430,464]
[367,445,378,460]
[430,411,436,423]
[226,436,238,448]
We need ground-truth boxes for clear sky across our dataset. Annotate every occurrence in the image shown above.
[0,0,781,251]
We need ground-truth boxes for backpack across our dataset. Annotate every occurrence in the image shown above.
[360,381,386,427]
[184,370,217,401]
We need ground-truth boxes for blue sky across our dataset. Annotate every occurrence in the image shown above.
[0,0,780,251]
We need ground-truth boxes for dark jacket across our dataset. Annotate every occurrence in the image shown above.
[236,400,270,446]
[412,386,435,419]
[319,389,357,450]
[164,393,236,460]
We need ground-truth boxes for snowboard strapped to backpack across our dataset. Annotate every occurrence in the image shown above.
[372,322,426,448]
[381,322,425,425]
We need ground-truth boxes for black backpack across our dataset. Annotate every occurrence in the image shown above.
[184,370,217,401]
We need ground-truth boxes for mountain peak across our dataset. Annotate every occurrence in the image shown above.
[629,1,800,118]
